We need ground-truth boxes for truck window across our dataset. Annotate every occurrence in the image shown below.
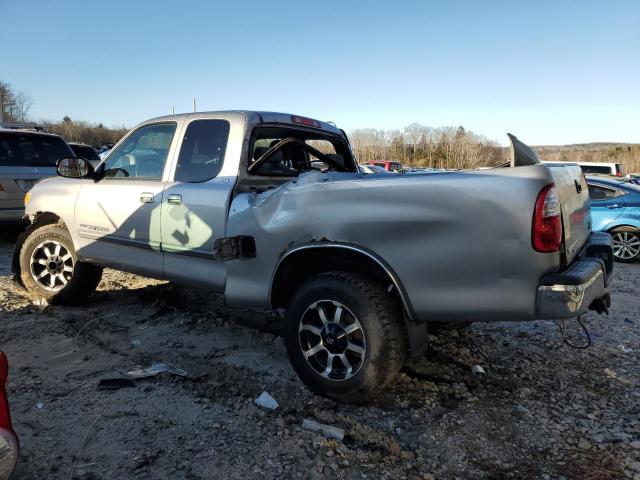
[580,165,611,175]
[103,123,176,179]
[175,120,230,183]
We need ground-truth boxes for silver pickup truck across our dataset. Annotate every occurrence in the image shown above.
[12,111,613,401]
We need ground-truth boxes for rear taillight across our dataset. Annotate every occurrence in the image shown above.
[532,183,562,252]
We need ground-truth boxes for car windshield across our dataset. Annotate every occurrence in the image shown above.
[0,132,72,167]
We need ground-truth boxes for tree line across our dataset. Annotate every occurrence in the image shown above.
[349,123,507,169]
[2,79,638,171]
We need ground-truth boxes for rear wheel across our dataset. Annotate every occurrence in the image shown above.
[283,272,406,402]
[19,224,103,304]
[611,227,640,263]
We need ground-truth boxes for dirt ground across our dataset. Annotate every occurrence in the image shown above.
[1,226,638,480]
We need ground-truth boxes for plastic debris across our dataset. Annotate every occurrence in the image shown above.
[127,362,188,379]
[97,378,136,390]
[617,344,634,354]
[301,419,345,441]
[254,391,279,410]
[35,401,44,409]
[130,339,142,347]
[471,365,485,375]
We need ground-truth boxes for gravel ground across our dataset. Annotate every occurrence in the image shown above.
[1,226,638,480]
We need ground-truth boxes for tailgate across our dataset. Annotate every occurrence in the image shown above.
[508,134,591,265]
[546,164,591,264]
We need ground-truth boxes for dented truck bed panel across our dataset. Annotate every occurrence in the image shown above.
[225,166,561,323]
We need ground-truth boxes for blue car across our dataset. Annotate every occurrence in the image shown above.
[587,176,640,262]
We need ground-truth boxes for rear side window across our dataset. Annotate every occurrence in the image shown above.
[588,184,620,200]
[580,165,612,175]
[175,120,230,182]
[0,133,72,166]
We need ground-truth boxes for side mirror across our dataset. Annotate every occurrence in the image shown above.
[56,157,95,179]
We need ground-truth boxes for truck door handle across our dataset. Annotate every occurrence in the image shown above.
[606,205,621,209]
[167,194,182,205]
[140,192,154,203]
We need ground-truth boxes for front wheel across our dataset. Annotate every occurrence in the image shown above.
[611,227,640,263]
[19,224,103,304]
[283,272,407,402]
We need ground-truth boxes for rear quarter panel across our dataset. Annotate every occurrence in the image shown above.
[225,165,560,323]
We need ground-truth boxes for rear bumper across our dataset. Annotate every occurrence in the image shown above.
[536,233,613,319]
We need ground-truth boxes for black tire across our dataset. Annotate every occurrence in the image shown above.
[610,227,640,263]
[19,224,103,304]
[283,271,407,402]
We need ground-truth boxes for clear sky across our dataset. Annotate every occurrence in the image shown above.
[1,0,638,145]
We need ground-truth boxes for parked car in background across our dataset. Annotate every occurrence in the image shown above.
[369,160,402,172]
[0,126,74,223]
[543,160,624,177]
[0,352,18,480]
[587,175,640,262]
[625,173,640,186]
[68,143,101,168]
[359,164,390,174]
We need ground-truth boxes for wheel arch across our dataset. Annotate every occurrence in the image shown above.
[270,243,428,359]
[608,223,640,232]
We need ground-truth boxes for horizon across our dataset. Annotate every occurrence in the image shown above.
[1,0,638,146]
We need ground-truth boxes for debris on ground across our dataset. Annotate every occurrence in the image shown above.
[617,344,634,353]
[471,364,485,375]
[127,362,188,379]
[254,391,278,410]
[301,418,345,441]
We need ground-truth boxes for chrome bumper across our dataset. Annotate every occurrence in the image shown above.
[537,265,607,319]
[537,233,613,320]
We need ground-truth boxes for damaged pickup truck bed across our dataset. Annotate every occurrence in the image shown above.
[12,111,613,401]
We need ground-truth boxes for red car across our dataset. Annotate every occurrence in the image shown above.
[0,352,17,480]
[368,160,402,172]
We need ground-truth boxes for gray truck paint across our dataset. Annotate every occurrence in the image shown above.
[16,111,607,356]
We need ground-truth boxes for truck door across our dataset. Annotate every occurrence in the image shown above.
[160,119,234,292]
[74,122,178,277]
[588,182,628,231]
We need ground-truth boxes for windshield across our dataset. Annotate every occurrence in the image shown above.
[0,132,73,167]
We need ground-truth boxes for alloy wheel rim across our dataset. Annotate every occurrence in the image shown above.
[298,300,366,381]
[29,240,75,292]
[612,232,640,260]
